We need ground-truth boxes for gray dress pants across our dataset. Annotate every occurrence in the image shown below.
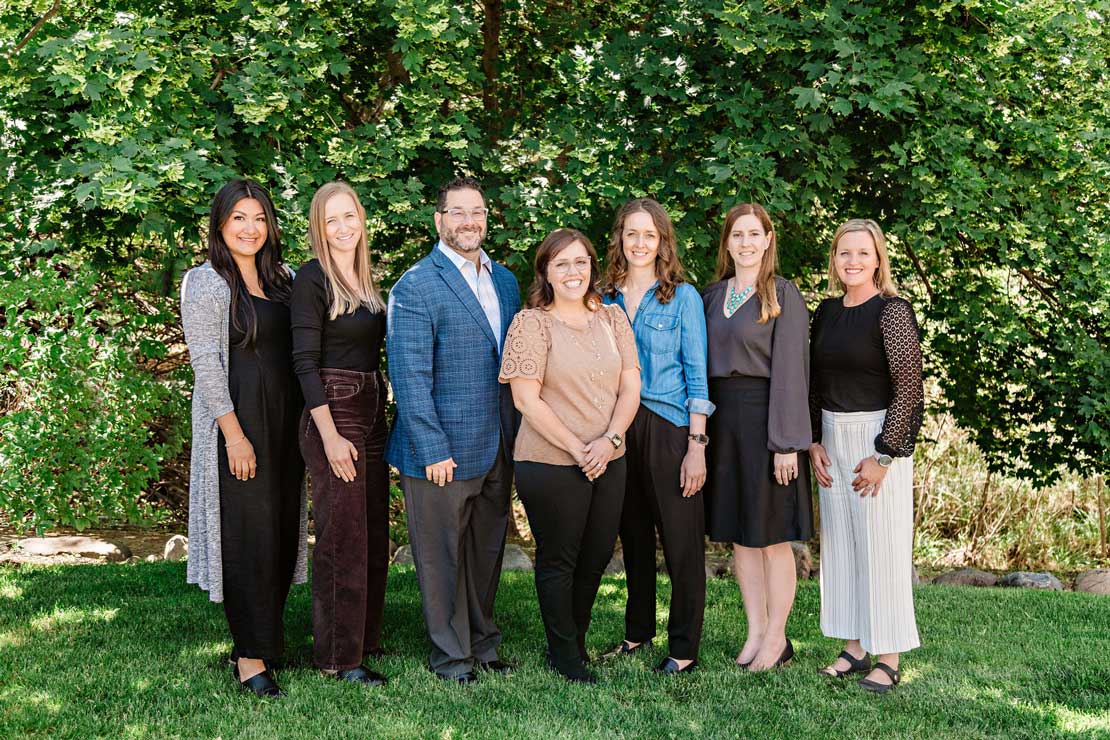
[401,448,512,677]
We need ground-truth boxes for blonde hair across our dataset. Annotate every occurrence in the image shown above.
[827,219,898,297]
[308,182,386,318]
[715,203,780,324]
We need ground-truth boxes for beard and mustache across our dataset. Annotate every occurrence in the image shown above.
[441,221,486,253]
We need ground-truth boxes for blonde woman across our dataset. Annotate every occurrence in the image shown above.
[702,203,813,672]
[291,182,390,686]
[809,218,923,693]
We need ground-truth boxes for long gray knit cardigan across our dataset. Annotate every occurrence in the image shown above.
[180,262,308,603]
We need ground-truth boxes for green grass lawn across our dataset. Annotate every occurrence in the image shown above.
[0,562,1107,739]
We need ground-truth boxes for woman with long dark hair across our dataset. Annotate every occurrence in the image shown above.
[292,182,390,686]
[598,198,713,675]
[499,228,641,683]
[181,178,306,699]
[702,203,813,672]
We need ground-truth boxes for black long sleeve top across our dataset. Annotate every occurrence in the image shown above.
[809,294,924,457]
[290,259,385,410]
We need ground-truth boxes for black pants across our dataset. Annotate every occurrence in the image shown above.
[620,406,706,660]
[300,368,391,671]
[515,457,626,674]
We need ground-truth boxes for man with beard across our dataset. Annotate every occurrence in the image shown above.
[386,176,521,683]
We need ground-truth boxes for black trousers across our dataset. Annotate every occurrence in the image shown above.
[515,457,626,674]
[620,406,706,660]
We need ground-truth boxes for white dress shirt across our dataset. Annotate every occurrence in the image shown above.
[437,241,502,351]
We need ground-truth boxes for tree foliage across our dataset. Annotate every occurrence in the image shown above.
[1,0,1106,530]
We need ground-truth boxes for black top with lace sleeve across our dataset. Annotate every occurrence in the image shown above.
[809,294,924,457]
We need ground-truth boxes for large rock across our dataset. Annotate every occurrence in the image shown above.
[16,536,131,562]
[998,571,1064,591]
[791,542,814,579]
[933,568,998,587]
[604,554,625,575]
[163,535,188,562]
[1074,569,1110,595]
[391,544,414,566]
[501,544,533,572]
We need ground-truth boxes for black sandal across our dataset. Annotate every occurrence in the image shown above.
[820,650,871,678]
[858,661,900,694]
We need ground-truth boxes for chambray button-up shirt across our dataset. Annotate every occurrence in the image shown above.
[604,281,715,427]
[437,241,502,351]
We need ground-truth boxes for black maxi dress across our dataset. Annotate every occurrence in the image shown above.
[217,294,305,661]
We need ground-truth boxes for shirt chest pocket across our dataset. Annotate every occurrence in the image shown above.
[642,313,680,354]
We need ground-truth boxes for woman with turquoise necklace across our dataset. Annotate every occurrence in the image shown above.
[701,203,813,672]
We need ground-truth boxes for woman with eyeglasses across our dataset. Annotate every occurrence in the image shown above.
[499,228,641,684]
[598,198,713,676]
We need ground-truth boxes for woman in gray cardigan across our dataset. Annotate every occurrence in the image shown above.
[181,179,307,699]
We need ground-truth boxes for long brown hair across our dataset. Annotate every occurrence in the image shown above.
[308,182,386,318]
[601,198,687,304]
[715,202,781,324]
[526,228,603,310]
[826,219,899,297]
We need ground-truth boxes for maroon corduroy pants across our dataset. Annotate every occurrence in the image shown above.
[300,368,390,671]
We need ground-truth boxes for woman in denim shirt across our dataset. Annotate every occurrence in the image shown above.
[599,198,715,675]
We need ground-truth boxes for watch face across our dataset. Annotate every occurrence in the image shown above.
[878,455,893,467]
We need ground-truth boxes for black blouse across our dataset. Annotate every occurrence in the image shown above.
[809,293,924,457]
[291,259,385,410]
[703,276,812,453]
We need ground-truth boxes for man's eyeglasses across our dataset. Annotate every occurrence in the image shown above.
[439,208,489,222]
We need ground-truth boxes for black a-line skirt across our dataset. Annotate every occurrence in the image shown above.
[704,376,814,547]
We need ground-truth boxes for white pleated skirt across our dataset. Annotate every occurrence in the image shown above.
[818,409,920,655]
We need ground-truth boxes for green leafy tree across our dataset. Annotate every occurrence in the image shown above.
[0,0,1105,532]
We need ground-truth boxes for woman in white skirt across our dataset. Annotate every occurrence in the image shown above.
[808,219,924,694]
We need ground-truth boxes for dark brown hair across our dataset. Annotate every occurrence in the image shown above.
[601,198,687,304]
[206,178,292,347]
[526,228,603,310]
[436,176,485,211]
[714,202,781,324]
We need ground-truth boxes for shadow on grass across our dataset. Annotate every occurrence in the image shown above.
[0,563,1106,739]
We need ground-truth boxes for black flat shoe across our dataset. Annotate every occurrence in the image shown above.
[438,671,479,685]
[600,639,650,660]
[821,650,871,678]
[332,665,387,686]
[654,657,698,675]
[858,662,901,694]
[234,666,284,699]
[545,654,597,684]
[478,659,514,675]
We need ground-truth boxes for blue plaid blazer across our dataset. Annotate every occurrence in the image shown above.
[385,245,522,480]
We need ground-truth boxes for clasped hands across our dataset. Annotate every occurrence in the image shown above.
[575,437,615,481]
[808,443,888,497]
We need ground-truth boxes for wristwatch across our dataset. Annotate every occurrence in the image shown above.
[875,453,893,468]
[688,433,709,446]
[605,432,623,449]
